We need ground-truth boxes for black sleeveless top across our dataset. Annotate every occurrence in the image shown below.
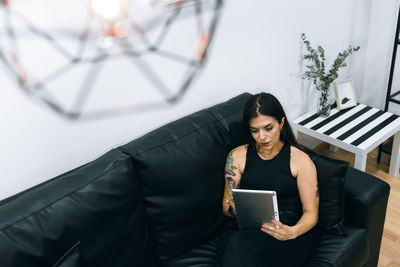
[240,143,302,226]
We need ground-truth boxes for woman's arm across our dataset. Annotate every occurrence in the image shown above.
[222,147,245,217]
[291,149,319,236]
[262,147,319,240]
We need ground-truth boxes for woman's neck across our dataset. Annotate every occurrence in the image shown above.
[256,141,284,160]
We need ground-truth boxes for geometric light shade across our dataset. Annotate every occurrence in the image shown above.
[0,0,223,120]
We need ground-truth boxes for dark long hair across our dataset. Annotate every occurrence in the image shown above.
[243,92,298,149]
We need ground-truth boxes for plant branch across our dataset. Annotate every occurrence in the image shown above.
[301,33,360,91]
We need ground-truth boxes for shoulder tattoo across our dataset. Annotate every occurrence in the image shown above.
[225,151,238,176]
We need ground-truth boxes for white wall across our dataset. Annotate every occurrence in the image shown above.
[362,0,400,110]
[1,0,399,200]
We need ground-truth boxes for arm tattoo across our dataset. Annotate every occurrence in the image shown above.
[225,151,237,176]
[225,176,237,217]
[316,184,320,198]
[226,177,236,190]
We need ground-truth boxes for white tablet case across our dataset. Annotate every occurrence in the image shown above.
[232,189,279,229]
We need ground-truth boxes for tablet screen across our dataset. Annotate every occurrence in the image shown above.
[232,189,279,229]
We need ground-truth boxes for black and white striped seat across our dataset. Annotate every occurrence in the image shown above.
[291,104,400,176]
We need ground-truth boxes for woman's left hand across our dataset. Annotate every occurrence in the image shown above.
[261,219,298,241]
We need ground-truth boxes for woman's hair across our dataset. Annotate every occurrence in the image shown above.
[242,92,298,148]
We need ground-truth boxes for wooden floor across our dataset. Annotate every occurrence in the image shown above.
[315,143,400,267]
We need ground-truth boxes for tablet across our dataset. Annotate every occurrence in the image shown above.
[232,189,279,229]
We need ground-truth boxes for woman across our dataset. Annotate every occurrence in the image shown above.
[220,93,319,266]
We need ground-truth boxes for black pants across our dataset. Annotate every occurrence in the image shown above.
[218,220,314,267]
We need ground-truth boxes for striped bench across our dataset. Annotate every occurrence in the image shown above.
[291,103,400,176]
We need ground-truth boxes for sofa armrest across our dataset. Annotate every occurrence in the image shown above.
[344,167,390,267]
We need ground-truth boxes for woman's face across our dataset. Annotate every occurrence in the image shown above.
[249,114,284,150]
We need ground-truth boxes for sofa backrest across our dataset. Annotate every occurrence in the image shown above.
[0,149,154,267]
[119,93,252,263]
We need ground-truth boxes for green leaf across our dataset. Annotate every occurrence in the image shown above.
[301,33,360,88]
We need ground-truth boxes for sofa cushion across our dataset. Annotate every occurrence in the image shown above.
[305,224,369,267]
[207,93,252,148]
[316,154,348,235]
[0,149,154,267]
[53,241,81,267]
[303,148,349,235]
[119,93,251,263]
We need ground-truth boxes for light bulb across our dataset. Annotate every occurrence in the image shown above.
[91,0,122,20]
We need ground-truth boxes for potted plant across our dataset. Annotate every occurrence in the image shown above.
[301,33,360,117]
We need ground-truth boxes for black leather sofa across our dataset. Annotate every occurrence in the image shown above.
[0,93,390,267]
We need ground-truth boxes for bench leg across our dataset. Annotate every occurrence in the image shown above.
[377,144,383,163]
[354,153,367,172]
[389,132,400,176]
